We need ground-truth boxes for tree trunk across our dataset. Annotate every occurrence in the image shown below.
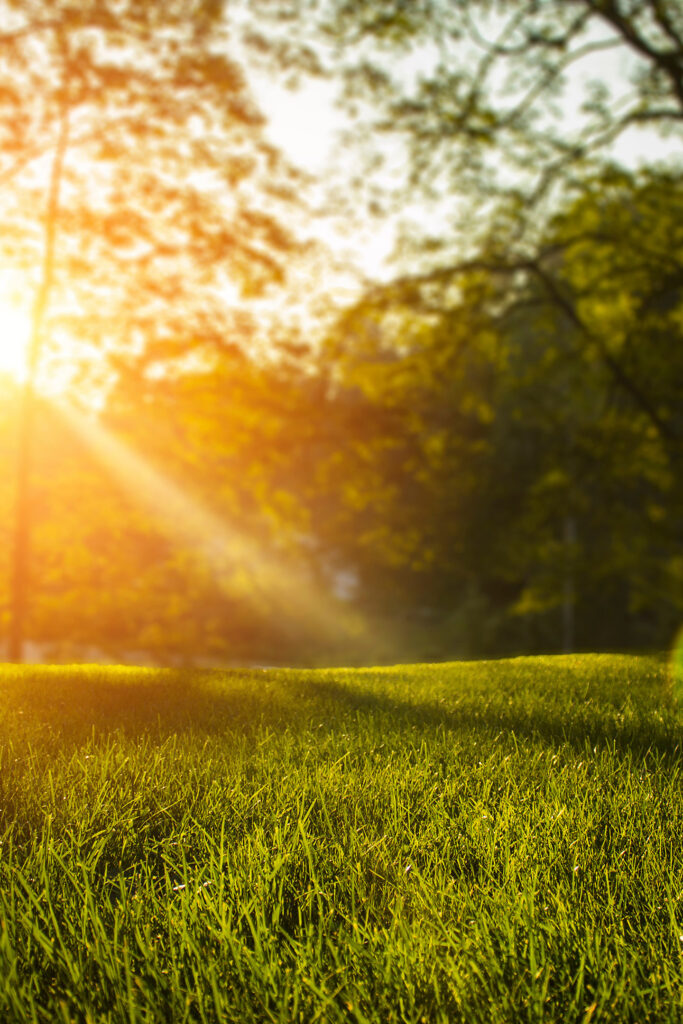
[562,514,577,654]
[8,97,69,662]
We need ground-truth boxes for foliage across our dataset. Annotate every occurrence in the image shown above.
[260,0,683,265]
[320,168,683,654]
[3,2,683,662]
[0,378,19,641]
[0,0,314,661]
[5,160,680,662]
[0,0,302,382]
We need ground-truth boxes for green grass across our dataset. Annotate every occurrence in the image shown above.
[0,653,681,1022]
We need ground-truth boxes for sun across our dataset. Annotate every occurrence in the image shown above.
[0,298,94,398]
[0,302,31,381]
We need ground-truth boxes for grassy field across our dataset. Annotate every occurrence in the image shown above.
[0,653,681,1023]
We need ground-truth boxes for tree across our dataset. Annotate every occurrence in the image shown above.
[226,2,683,655]
[9,161,679,664]
[0,0,303,660]
[259,0,682,253]
[321,168,683,654]
[0,367,355,665]
[239,2,683,442]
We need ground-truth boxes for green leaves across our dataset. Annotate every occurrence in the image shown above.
[0,0,304,388]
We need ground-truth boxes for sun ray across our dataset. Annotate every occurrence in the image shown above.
[55,400,371,659]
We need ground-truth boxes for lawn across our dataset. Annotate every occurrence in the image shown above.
[0,654,681,1023]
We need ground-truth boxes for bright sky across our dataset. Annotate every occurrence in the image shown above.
[248,22,681,287]
[0,274,31,381]
[0,282,81,394]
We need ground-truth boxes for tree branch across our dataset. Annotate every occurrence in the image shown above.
[527,260,677,444]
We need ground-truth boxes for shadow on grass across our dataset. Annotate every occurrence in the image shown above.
[0,661,680,762]
[0,667,285,745]
[289,674,682,762]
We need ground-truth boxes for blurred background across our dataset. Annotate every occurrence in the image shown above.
[0,0,682,666]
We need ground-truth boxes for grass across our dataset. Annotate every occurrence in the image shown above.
[0,653,681,1022]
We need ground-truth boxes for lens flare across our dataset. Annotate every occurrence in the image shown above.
[55,400,368,658]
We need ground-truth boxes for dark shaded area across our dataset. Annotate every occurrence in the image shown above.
[1,660,680,764]
[292,675,683,763]
[0,669,289,745]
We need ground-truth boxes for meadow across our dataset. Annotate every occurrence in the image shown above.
[0,653,681,1023]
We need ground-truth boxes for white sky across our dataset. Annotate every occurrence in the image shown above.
[248,27,681,285]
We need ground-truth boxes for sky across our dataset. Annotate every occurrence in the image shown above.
[244,10,682,285]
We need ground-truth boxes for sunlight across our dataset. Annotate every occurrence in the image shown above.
[671,626,683,715]
[258,78,339,175]
[0,295,85,396]
[0,301,31,381]
[55,400,370,655]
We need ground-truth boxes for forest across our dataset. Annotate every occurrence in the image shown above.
[0,0,681,665]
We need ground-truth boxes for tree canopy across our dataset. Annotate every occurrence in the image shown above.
[0,0,304,386]
[241,0,681,288]
[320,165,683,653]
[1,0,314,659]
[1,0,682,664]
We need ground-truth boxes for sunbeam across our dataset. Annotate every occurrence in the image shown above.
[56,400,369,659]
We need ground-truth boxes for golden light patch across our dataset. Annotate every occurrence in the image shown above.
[0,301,31,381]
[671,626,683,713]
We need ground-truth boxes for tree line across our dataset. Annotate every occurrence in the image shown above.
[1,0,681,662]
[1,165,681,662]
